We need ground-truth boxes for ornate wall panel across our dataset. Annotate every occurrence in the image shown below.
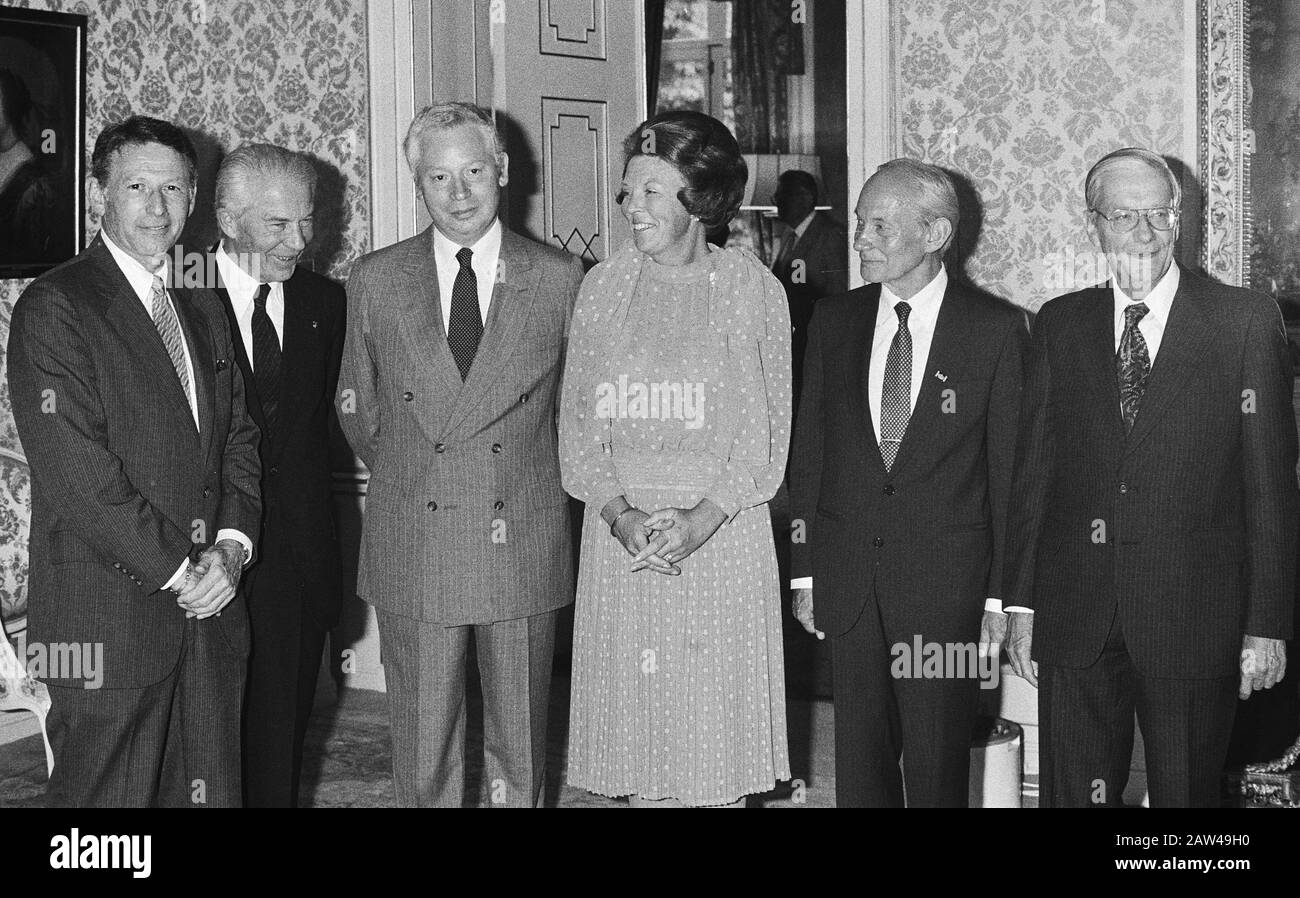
[539,0,605,60]
[541,98,609,262]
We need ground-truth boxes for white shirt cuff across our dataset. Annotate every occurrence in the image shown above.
[216,528,254,566]
[163,557,190,591]
[790,577,812,590]
[1004,605,1034,614]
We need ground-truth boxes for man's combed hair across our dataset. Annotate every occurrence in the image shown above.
[404,101,505,170]
[621,110,747,231]
[91,115,198,185]
[873,158,960,254]
[216,143,317,215]
[1084,147,1182,213]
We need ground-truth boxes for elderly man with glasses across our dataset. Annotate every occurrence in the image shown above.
[1003,146,1298,807]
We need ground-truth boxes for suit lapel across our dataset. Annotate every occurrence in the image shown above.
[852,285,886,471]
[396,231,463,439]
[94,241,200,452]
[213,281,267,437]
[171,287,216,459]
[887,285,964,475]
[443,229,541,437]
[1125,270,1213,452]
[274,273,318,462]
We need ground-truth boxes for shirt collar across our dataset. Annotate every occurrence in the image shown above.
[1112,261,1179,326]
[432,218,503,267]
[215,240,279,301]
[101,229,169,302]
[878,264,948,324]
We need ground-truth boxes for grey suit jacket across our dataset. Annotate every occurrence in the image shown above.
[7,235,262,688]
[337,225,584,624]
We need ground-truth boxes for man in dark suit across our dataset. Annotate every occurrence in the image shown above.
[7,116,260,807]
[1005,147,1298,807]
[211,143,345,807]
[336,101,583,807]
[789,159,1027,807]
[771,169,848,402]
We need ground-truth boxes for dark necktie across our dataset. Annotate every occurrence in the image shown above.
[879,301,912,472]
[251,282,282,439]
[447,246,483,380]
[1117,302,1150,432]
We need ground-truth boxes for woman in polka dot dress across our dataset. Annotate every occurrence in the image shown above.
[559,111,792,807]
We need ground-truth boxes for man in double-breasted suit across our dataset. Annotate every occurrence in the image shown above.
[1004,147,1298,807]
[210,143,345,807]
[336,102,583,807]
[789,159,1027,807]
[7,116,260,807]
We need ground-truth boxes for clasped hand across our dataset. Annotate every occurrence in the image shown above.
[614,501,728,575]
[176,538,245,619]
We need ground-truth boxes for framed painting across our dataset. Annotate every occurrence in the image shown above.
[0,5,86,279]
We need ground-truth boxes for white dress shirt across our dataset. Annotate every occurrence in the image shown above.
[216,240,285,367]
[1112,262,1178,362]
[433,219,502,331]
[100,230,253,588]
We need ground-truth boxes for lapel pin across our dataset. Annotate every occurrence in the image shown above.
[216,358,228,371]
[311,320,319,329]
[934,370,947,382]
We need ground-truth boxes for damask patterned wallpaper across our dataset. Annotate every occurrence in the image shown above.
[895,0,1192,311]
[0,0,370,624]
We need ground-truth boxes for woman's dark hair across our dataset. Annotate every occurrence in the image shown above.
[0,68,34,133]
[620,110,747,230]
[91,115,198,186]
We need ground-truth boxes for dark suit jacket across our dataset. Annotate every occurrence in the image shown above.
[214,259,345,628]
[775,213,849,387]
[1004,266,1299,678]
[337,225,584,625]
[789,279,1027,639]
[7,236,262,688]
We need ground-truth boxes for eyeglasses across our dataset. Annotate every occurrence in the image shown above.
[1089,207,1178,232]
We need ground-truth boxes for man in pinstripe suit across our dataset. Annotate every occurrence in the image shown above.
[8,116,261,807]
[1004,148,1298,807]
[337,102,583,807]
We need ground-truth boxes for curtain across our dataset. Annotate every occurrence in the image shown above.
[725,0,804,153]
[645,0,667,117]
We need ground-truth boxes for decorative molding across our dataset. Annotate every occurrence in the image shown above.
[1199,0,1251,286]
[541,98,609,262]
[539,0,605,60]
[846,0,895,290]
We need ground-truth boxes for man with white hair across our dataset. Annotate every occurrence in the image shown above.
[789,158,1028,806]
[210,143,346,807]
[1004,147,1298,807]
[336,102,583,807]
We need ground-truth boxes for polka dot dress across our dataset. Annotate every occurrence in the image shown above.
[559,245,792,806]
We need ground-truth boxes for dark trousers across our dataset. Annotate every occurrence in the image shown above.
[376,607,558,808]
[241,567,329,808]
[1039,608,1238,808]
[830,593,980,807]
[45,615,246,808]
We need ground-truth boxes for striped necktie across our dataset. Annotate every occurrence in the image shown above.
[150,275,193,422]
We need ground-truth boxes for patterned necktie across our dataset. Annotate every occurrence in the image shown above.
[251,282,282,438]
[1117,302,1151,432]
[150,276,193,421]
[879,301,913,472]
[447,246,483,380]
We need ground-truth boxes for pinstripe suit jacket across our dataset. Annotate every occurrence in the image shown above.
[1004,266,1299,678]
[7,236,262,688]
[338,225,584,624]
